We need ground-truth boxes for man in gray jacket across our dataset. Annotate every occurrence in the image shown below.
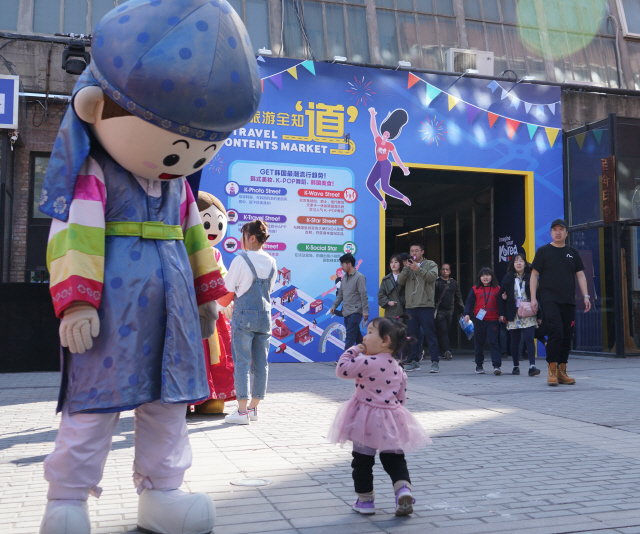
[330,253,369,350]
[398,242,440,372]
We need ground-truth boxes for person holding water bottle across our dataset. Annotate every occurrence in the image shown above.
[464,268,502,375]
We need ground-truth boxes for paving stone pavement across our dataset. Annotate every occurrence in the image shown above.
[5,355,640,533]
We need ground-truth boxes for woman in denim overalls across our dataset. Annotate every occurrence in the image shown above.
[218,220,276,424]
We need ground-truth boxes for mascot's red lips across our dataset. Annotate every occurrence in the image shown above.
[159,173,183,180]
[207,234,218,241]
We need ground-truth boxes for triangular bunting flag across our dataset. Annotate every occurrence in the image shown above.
[527,123,538,139]
[506,118,520,139]
[593,129,603,144]
[257,55,265,63]
[525,102,532,113]
[269,73,282,90]
[510,97,521,110]
[448,95,460,111]
[488,113,499,128]
[536,105,545,117]
[545,127,559,147]
[425,84,442,107]
[501,89,509,100]
[575,132,586,150]
[547,103,556,115]
[301,60,315,75]
[287,66,298,80]
[466,104,481,124]
[408,72,420,89]
[487,80,499,92]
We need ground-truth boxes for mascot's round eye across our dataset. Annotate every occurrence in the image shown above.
[163,154,180,167]
[204,221,210,230]
[193,158,206,169]
[218,222,224,231]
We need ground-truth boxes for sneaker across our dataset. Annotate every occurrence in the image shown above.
[405,361,420,371]
[493,367,502,376]
[247,407,258,421]
[395,485,415,516]
[512,366,520,375]
[224,410,250,425]
[430,362,439,373]
[444,351,453,360]
[353,499,375,515]
[528,366,541,377]
[475,365,485,374]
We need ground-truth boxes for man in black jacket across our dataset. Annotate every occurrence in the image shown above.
[434,264,465,360]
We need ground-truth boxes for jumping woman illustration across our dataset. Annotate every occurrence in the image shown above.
[366,108,411,210]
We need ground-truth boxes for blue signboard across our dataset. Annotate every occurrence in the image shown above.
[0,75,19,129]
[201,58,563,362]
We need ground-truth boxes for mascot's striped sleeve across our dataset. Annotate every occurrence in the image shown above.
[180,182,227,305]
[46,157,226,318]
[46,158,106,317]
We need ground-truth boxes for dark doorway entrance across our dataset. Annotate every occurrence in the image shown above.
[383,165,526,351]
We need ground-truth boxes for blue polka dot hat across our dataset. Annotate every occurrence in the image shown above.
[40,0,260,220]
[91,0,261,141]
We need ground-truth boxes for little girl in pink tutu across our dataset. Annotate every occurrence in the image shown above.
[328,316,431,516]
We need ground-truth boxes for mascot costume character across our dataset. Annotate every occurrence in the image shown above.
[192,191,236,414]
[37,1,260,533]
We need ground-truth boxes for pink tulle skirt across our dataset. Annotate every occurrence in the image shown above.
[328,397,432,453]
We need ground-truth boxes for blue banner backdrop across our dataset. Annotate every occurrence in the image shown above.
[201,58,563,362]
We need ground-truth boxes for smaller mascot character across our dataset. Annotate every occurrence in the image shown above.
[192,192,236,414]
[37,1,260,533]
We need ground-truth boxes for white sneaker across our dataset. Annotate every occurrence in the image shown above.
[39,500,90,534]
[224,410,250,425]
[138,488,215,534]
[247,407,258,421]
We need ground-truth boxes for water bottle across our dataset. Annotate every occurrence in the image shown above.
[459,316,474,340]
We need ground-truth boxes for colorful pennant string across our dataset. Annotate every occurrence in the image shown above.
[409,74,561,147]
[260,59,316,92]
[466,105,481,124]
[506,118,520,139]
[546,127,559,148]
[593,129,603,144]
[571,129,606,149]
[488,80,561,116]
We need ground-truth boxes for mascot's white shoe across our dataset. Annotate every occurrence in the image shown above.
[39,499,91,534]
[137,489,215,534]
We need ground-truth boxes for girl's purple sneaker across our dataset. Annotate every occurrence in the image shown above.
[352,499,375,515]
[395,485,415,516]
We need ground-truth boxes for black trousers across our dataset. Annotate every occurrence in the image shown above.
[509,326,536,366]
[351,450,411,494]
[435,311,452,353]
[541,301,575,364]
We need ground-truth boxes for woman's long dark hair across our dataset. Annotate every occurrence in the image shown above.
[507,252,532,275]
[380,109,408,140]
[475,267,498,288]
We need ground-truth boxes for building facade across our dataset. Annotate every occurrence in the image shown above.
[2,0,640,362]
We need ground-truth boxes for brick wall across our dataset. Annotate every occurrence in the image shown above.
[10,101,67,282]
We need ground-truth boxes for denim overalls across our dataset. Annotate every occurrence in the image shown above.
[230,253,275,400]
